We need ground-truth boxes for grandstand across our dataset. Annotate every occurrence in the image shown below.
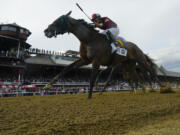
[0,23,180,97]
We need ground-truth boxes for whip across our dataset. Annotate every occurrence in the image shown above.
[76,3,92,22]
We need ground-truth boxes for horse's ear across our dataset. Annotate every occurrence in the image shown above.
[66,11,72,16]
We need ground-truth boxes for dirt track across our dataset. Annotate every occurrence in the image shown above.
[1,90,180,135]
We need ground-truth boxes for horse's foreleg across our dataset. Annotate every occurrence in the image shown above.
[94,70,104,91]
[88,62,100,99]
[44,58,90,89]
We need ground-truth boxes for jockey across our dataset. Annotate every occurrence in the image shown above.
[92,13,120,53]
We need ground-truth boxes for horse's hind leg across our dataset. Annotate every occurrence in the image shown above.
[135,71,147,93]
[100,64,120,95]
[128,80,136,94]
[138,81,146,93]
[95,66,112,93]
[99,68,114,95]
[136,62,154,90]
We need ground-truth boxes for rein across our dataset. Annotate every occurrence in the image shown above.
[55,16,98,34]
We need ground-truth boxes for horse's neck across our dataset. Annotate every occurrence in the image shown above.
[68,19,95,43]
[71,27,92,43]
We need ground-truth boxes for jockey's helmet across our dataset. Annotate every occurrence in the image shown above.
[92,13,101,22]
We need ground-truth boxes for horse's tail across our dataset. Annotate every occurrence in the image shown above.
[144,54,168,87]
[144,54,158,75]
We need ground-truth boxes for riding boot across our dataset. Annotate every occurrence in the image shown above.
[111,43,117,53]
[106,31,119,46]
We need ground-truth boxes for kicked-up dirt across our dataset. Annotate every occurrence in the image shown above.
[0,89,180,135]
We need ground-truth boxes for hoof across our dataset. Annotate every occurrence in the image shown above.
[43,84,53,89]
[88,95,92,99]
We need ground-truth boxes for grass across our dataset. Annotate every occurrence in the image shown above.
[0,90,180,135]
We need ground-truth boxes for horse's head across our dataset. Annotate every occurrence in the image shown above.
[44,11,72,38]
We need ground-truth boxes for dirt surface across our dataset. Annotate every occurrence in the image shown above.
[1,90,180,135]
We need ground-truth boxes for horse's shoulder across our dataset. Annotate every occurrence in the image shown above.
[96,33,111,44]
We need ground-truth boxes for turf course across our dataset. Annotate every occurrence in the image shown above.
[1,90,180,135]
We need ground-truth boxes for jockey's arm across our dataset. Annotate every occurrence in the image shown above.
[94,22,103,28]
[89,23,95,27]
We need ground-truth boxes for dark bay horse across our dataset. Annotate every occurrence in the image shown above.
[44,11,158,98]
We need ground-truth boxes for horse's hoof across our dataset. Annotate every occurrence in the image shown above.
[88,94,92,99]
[43,84,52,89]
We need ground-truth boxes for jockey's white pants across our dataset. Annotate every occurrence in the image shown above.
[101,27,120,53]
[111,43,117,53]
[101,27,120,38]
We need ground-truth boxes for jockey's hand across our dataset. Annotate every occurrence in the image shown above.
[89,23,96,28]
[94,22,103,28]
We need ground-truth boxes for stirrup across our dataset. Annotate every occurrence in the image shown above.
[114,41,119,46]
[106,31,115,43]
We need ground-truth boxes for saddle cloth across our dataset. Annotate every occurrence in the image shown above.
[116,36,126,47]
[105,34,128,56]
[115,36,127,56]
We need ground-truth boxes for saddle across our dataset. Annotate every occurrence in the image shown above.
[105,31,126,48]
[115,36,126,48]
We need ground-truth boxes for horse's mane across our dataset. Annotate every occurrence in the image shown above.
[76,19,108,41]
[77,19,99,33]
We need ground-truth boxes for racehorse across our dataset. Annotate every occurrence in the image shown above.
[44,11,159,98]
